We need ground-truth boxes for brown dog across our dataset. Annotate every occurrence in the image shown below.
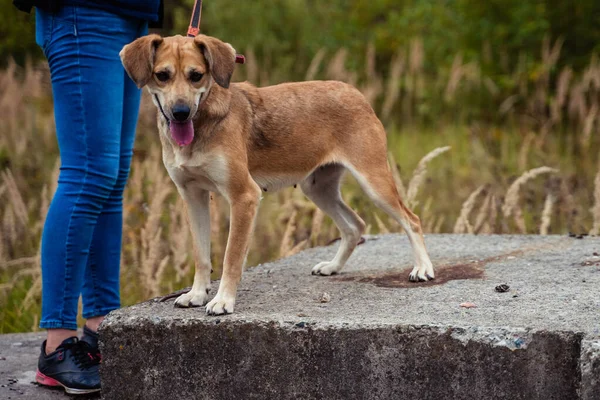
[120,34,434,315]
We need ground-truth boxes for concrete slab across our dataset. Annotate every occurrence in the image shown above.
[96,234,600,399]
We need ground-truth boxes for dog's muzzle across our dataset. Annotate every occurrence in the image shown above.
[155,95,195,147]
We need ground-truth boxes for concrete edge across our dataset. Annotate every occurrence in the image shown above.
[580,338,600,400]
[103,310,587,346]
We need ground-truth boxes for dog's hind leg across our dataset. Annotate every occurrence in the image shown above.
[301,164,365,276]
[345,155,434,282]
[174,187,213,307]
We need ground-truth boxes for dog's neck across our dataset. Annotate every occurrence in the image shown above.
[196,84,232,122]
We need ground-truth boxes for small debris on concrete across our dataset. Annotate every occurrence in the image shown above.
[513,338,525,349]
[581,260,600,267]
[593,252,599,257]
[297,312,308,317]
[319,293,331,303]
[459,302,477,309]
[495,284,510,293]
[295,322,306,328]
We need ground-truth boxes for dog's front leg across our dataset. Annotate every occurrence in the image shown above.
[205,184,261,315]
[174,187,212,308]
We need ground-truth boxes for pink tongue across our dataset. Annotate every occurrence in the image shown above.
[169,121,194,146]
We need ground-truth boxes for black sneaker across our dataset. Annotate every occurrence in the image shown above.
[36,337,101,395]
[80,325,100,356]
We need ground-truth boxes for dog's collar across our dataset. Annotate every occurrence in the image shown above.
[154,94,170,125]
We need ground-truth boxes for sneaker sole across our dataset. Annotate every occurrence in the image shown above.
[36,369,100,395]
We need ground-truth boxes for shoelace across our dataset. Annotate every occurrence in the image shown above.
[59,340,101,370]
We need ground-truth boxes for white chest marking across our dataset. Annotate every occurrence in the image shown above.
[165,152,229,193]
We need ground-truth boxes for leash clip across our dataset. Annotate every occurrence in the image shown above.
[187,27,200,37]
[188,0,245,65]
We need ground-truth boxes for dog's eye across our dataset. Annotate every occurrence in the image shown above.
[189,71,204,83]
[155,71,170,82]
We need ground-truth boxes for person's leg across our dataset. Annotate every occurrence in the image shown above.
[36,6,148,394]
[81,17,148,333]
[35,7,80,353]
[38,6,142,351]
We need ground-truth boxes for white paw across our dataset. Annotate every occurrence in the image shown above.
[174,288,210,308]
[205,293,235,315]
[311,261,342,276]
[408,261,435,282]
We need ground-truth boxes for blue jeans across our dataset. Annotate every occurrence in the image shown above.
[36,6,147,330]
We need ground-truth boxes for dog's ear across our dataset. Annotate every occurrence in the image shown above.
[120,34,164,88]
[194,35,236,89]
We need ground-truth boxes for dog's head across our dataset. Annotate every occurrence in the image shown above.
[120,34,236,146]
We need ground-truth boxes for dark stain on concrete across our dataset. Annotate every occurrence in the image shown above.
[333,262,484,288]
[333,249,536,288]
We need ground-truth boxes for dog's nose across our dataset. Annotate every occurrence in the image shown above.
[172,104,190,122]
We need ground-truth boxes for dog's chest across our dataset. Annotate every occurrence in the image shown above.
[164,151,228,193]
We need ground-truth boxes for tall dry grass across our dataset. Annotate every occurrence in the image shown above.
[1,39,599,333]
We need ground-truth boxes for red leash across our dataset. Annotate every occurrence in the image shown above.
[187,0,245,64]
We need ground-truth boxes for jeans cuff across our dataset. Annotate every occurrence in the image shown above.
[82,306,119,320]
[39,320,78,330]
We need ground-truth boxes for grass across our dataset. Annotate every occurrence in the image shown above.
[0,40,599,333]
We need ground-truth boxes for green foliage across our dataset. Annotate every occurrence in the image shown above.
[0,275,38,333]
[159,0,600,75]
[546,1,600,70]
[5,0,599,74]
[0,0,42,65]
[4,0,600,124]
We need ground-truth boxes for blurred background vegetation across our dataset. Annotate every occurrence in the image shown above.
[1,0,599,332]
